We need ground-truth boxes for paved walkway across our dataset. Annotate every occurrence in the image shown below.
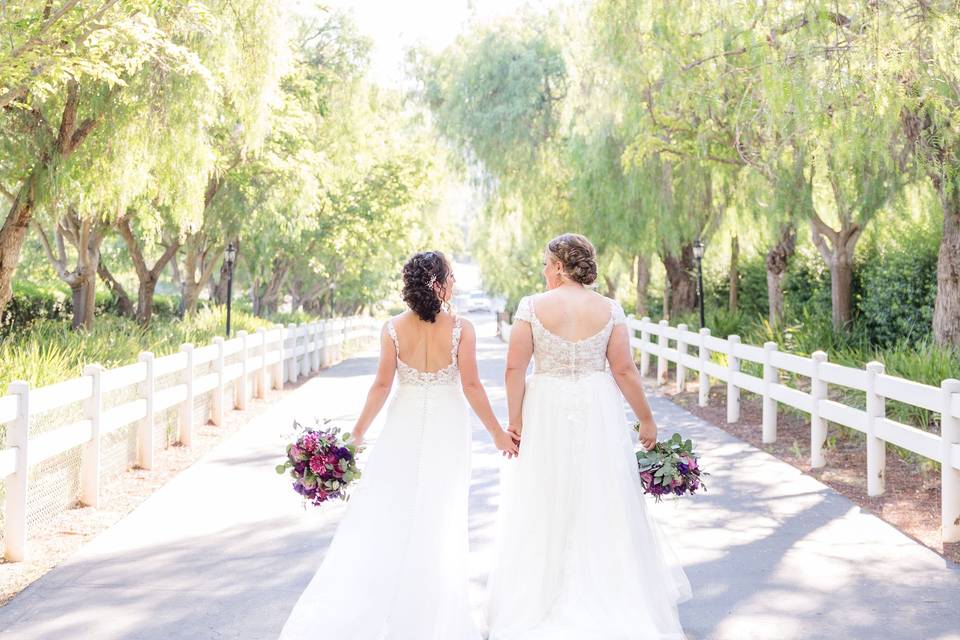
[1,314,958,639]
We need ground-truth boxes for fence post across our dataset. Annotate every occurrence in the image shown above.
[309,323,319,373]
[676,324,688,393]
[287,323,298,383]
[138,352,155,470]
[5,381,30,561]
[865,361,886,496]
[810,351,829,468]
[762,341,779,443]
[300,324,310,378]
[179,344,195,447]
[212,337,225,425]
[698,328,711,407]
[274,326,284,389]
[727,335,741,423]
[639,317,651,377]
[317,320,328,368]
[257,328,268,399]
[940,379,960,543]
[81,364,103,508]
[656,319,669,386]
[317,321,326,368]
[236,330,248,410]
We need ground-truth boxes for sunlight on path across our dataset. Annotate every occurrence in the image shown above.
[0,313,957,640]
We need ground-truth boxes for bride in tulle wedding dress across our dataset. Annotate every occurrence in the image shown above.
[486,233,691,640]
[279,251,519,640]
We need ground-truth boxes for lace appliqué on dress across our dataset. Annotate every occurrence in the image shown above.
[517,295,625,381]
[387,317,462,387]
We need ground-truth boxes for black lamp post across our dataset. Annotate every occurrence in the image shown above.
[224,242,237,337]
[693,239,705,329]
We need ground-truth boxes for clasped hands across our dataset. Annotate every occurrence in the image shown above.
[493,425,523,458]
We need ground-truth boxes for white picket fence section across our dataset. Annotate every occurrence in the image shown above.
[497,313,960,545]
[0,315,380,562]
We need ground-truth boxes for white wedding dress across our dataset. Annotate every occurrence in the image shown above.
[486,295,691,640]
[279,316,481,640]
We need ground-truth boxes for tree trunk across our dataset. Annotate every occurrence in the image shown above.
[69,276,96,330]
[728,235,739,312]
[251,258,289,317]
[116,215,179,327]
[137,275,161,326]
[765,223,796,326]
[933,189,960,346]
[0,169,41,315]
[662,244,697,318]
[603,274,617,299]
[810,214,860,332]
[97,260,135,318]
[210,239,237,305]
[635,254,650,316]
[181,279,203,317]
[0,80,102,318]
[34,211,106,330]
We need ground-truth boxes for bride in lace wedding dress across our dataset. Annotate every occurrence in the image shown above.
[279,251,519,640]
[486,234,691,640]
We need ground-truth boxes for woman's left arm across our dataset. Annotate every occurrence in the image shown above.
[351,323,397,446]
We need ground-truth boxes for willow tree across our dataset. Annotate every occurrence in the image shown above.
[590,0,747,317]
[414,15,571,296]
[0,1,196,319]
[168,0,289,317]
[893,1,960,346]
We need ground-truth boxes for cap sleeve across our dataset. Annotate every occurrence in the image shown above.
[610,298,627,326]
[513,296,533,323]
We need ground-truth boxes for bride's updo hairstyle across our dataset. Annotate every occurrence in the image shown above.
[402,251,450,323]
[547,233,598,286]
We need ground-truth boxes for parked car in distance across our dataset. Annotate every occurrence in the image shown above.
[467,291,492,312]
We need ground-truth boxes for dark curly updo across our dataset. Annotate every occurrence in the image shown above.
[402,251,450,322]
[547,233,598,286]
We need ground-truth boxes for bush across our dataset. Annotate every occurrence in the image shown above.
[0,307,281,394]
[857,225,938,348]
[0,281,71,336]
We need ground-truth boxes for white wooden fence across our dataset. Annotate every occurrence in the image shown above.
[0,315,380,562]
[498,313,960,545]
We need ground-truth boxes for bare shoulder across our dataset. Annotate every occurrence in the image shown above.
[457,315,476,335]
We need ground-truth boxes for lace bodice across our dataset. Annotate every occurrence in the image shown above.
[387,316,462,387]
[514,294,626,381]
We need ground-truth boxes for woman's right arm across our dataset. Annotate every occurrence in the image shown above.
[606,323,658,450]
[504,318,534,438]
[350,323,397,446]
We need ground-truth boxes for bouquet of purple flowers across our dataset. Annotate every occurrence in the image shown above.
[634,427,707,502]
[276,420,361,506]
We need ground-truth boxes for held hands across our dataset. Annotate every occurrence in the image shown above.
[493,426,521,458]
[636,417,657,451]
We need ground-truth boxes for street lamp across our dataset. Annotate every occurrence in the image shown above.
[224,242,237,337]
[692,239,705,329]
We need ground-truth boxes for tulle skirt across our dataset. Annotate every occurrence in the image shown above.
[486,372,691,640]
[279,383,482,640]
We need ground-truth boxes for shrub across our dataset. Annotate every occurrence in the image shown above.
[0,281,71,336]
[857,225,938,348]
[0,307,281,394]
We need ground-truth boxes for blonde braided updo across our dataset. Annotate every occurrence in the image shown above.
[546,233,598,286]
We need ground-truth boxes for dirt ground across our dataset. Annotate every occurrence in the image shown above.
[660,379,960,566]
[0,374,318,607]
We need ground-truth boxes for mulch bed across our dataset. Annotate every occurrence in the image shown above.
[0,374,317,607]
[660,380,960,565]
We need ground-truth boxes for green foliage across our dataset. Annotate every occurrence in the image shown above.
[0,307,278,394]
[858,225,939,348]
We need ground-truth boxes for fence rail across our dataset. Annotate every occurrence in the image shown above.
[0,315,381,562]
[498,313,960,545]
